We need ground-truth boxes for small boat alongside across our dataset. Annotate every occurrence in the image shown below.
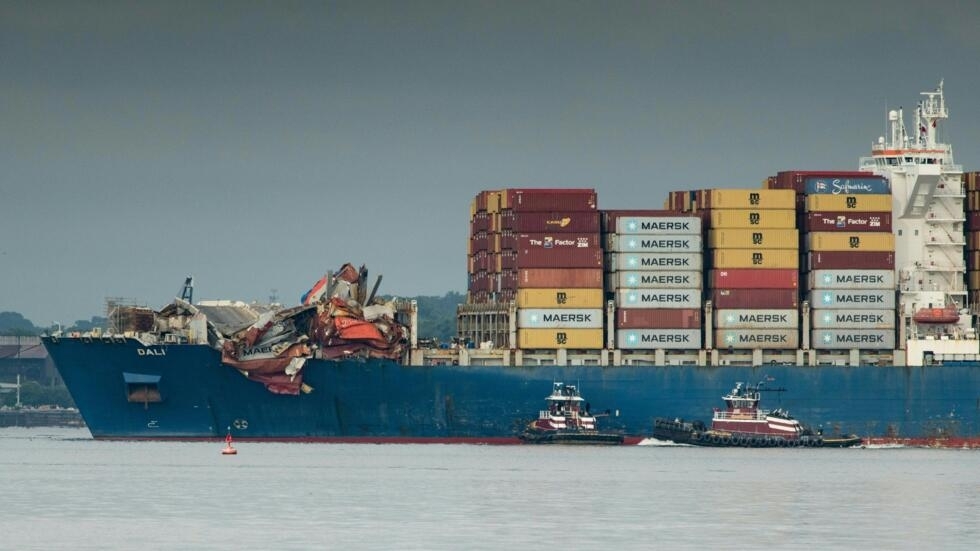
[653,381,861,448]
[520,382,624,445]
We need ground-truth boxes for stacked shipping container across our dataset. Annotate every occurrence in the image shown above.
[791,174,897,350]
[698,189,801,350]
[467,189,605,349]
[966,172,980,309]
[602,210,704,350]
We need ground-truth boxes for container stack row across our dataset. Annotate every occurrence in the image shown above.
[698,188,801,350]
[602,210,704,350]
[799,175,896,349]
[467,188,605,349]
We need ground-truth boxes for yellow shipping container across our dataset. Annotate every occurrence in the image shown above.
[487,190,501,214]
[806,232,895,252]
[709,209,796,229]
[516,288,604,308]
[517,328,604,349]
[805,194,892,212]
[711,249,799,269]
[969,270,980,290]
[708,188,795,210]
[708,229,799,249]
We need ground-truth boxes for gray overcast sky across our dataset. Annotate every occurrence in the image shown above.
[3,1,980,326]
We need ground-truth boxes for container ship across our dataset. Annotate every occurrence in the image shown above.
[43,82,980,446]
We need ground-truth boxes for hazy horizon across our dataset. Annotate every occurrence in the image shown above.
[4,1,980,326]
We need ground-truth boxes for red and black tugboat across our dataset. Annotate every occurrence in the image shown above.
[520,382,624,445]
[653,381,861,448]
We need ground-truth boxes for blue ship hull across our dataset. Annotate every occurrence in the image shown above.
[44,337,980,443]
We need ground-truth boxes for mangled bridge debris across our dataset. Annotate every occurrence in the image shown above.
[110,263,411,395]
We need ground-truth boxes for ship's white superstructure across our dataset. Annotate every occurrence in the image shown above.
[859,81,978,362]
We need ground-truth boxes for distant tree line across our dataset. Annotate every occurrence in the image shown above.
[0,312,106,336]
[1,292,464,341]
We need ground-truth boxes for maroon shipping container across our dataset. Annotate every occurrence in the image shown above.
[616,308,701,329]
[500,211,601,233]
[470,212,490,233]
[711,289,799,309]
[807,251,895,270]
[516,268,603,288]
[469,233,489,253]
[771,171,877,193]
[804,211,893,232]
[501,248,604,269]
[515,233,601,250]
[468,251,490,273]
[708,269,799,289]
[501,188,597,212]
[969,211,980,230]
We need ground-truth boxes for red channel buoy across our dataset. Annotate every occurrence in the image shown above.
[222,431,238,455]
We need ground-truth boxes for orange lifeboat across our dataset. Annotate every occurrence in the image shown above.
[912,306,960,324]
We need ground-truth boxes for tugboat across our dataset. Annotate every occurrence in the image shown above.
[653,381,861,448]
[519,382,624,445]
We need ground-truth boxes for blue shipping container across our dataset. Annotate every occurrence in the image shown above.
[804,177,890,195]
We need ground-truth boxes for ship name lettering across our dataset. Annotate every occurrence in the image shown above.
[640,239,689,249]
[542,313,592,323]
[137,348,166,357]
[640,221,690,231]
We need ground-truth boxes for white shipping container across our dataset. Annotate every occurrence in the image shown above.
[605,270,702,291]
[808,269,895,290]
[809,290,895,310]
[616,288,702,309]
[606,233,702,253]
[811,309,896,329]
[714,329,799,350]
[617,329,702,350]
[615,216,702,235]
[605,252,703,272]
[811,329,896,350]
[713,309,798,329]
[517,308,604,329]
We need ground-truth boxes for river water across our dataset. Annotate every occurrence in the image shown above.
[0,427,977,550]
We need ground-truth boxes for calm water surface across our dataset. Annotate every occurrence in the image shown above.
[1,427,977,550]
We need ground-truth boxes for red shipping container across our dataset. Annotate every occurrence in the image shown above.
[807,251,895,270]
[711,289,799,309]
[804,211,893,232]
[969,211,980,230]
[500,211,601,233]
[616,308,701,329]
[708,269,799,289]
[516,268,603,288]
[501,188,597,212]
[501,248,604,269]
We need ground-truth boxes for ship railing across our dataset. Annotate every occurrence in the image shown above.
[712,411,765,421]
